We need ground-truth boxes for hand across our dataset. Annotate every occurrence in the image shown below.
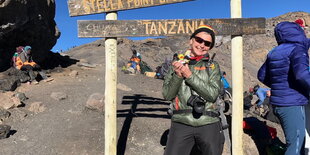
[172,61,183,77]
[180,64,192,78]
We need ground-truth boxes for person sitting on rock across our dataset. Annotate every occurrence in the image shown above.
[15,46,53,84]
[126,50,141,74]
[11,46,24,68]
[249,84,270,116]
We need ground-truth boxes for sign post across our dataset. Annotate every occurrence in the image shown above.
[231,0,243,154]
[104,11,118,155]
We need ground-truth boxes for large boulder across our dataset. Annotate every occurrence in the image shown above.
[0,0,60,71]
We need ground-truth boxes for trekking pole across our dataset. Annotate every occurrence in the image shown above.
[218,99,232,154]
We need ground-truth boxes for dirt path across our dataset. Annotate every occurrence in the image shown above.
[0,64,172,155]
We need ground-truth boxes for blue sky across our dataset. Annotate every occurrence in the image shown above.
[52,0,310,52]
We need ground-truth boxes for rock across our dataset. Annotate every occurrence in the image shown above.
[0,92,22,109]
[117,83,132,91]
[50,92,67,101]
[0,109,10,122]
[69,70,78,78]
[14,92,27,102]
[77,62,97,68]
[0,79,18,91]
[79,59,88,63]
[28,102,46,114]
[0,0,60,71]
[0,124,11,139]
[85,93,104,111]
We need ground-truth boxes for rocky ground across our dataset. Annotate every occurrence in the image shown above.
[0,44,285,155]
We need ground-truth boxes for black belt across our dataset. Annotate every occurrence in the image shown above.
[173,109,220,117]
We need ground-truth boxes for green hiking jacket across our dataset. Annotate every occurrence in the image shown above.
[162,58,222,126]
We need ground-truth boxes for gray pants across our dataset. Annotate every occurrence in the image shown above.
[164,121,224,155]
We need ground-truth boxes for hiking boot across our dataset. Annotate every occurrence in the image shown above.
[43,77,54,82]
[127,67,135,74]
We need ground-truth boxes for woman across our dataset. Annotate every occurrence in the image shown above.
[258,21,310,154]
[162,25,224,155]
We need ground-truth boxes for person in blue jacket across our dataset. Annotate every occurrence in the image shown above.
[252,85,270,108]
[221,71,230,89]
[257,21,310,155]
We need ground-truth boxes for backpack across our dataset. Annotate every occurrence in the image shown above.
[155,57,173,79]
[139,61,153,74]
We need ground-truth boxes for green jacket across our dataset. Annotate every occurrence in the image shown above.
[162,57,222,126]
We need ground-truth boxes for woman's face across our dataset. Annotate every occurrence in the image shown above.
[26,49,31,55]
[189,32,212,57]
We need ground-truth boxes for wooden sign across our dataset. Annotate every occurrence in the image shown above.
[68,0,194,16]
[78,18,266,37]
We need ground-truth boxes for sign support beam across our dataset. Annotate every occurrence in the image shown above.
[104,11,118,155]
[231,0,244,154]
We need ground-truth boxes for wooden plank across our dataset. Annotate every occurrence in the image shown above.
[78,18,266,37]
[68,0,194,16]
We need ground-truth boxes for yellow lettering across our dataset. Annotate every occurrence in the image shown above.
[150,22,158,34]
[110,1,117,10]
[177,21,185,34]
[159,0,165,4]
[97,0,104,12]
[83,0,96,13]
[186,21,195,33]
[158,22,167,34]
[117,0,124,9]
[143,21,152,34]
[168,21,176,34]
[143,0,149,5]
[127,0,133,7]
[134,0,142,6]
[99,0,110,12]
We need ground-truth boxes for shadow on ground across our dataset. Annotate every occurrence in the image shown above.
[117,94,170,155]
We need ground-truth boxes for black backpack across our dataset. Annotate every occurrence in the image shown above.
[155,57,173,80]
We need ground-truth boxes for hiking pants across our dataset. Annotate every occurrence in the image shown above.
[164,121,224,155]
[21,65,36,81]
[273,105,305,155]
[21,65,48,81]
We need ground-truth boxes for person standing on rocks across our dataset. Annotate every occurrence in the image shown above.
[15,46,53,84]
[258,21,310,155]
[162,25,224,155]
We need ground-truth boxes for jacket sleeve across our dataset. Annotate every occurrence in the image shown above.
[257,59,271,87]
[256,91,265,106]
[185,62,222,103]
[290,46,310,91]
[162,66,183,101]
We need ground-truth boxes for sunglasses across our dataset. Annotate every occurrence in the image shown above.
[194,36,212,47]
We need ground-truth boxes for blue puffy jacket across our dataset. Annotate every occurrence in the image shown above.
[257,21,310,106]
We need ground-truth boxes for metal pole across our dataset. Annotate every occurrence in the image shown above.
[105,12,118,155]
[230,0,244,154]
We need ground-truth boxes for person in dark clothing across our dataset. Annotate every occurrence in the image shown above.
[257,21,310,155]
[163,25,224,155]
[16,46,53,84]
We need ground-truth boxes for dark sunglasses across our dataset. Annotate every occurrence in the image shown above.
[194,36,212,47]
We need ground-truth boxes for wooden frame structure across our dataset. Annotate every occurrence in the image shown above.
[67,0,266,154]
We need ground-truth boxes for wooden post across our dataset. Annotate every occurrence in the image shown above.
[231,0,244,155]
[105,12,118,155]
